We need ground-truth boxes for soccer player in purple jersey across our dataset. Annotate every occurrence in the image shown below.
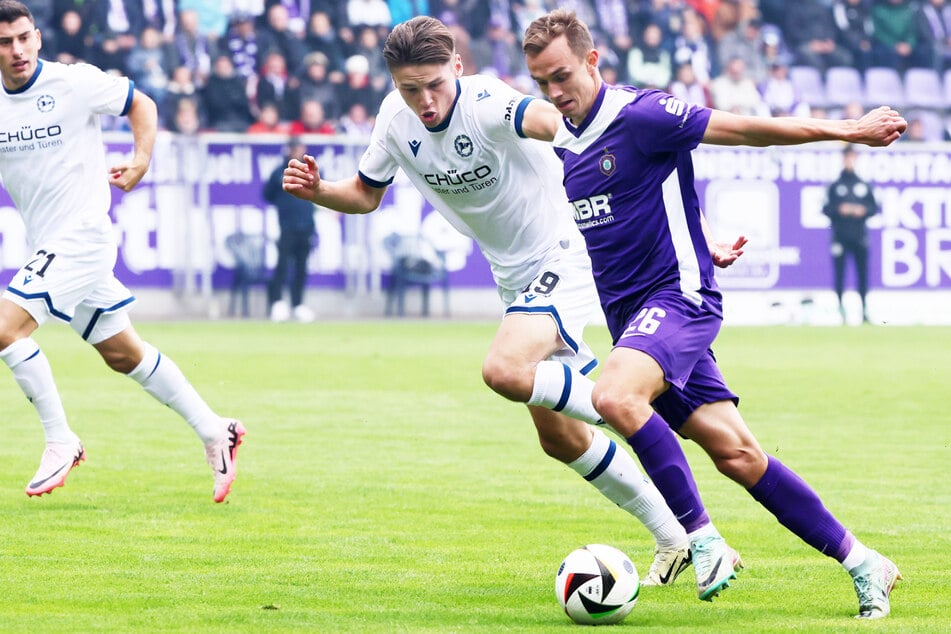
[521,9,904,618]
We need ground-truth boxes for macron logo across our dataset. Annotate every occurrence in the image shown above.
[476,89,491,101]
[408,139,421,157]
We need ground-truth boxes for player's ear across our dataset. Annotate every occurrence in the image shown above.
[585,48,599,73]
[452,53,463,78]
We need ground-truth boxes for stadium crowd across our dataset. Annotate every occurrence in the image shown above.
[25,0,951,140]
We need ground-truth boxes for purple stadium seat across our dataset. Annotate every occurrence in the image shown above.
[864,67,906,109]
[903,68,944,110]
[789,65,826,108]
[824,66,864,108]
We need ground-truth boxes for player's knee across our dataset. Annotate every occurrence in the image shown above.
[713,447,768,487]
[591,386,650,434]
[481,355,530,401]
[99,347,139,374]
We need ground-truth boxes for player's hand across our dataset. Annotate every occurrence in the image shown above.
[282,154,320,201]
[108,160,149,192]
[853,106,907,147]
[710,235,747,268]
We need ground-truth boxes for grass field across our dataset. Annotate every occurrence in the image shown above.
[0,320,947,633]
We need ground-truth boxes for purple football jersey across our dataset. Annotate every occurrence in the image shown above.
[553,84,722,339]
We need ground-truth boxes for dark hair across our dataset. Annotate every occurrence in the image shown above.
[382,16,455,70]
[522,9,593,59]
[0,0,33,24]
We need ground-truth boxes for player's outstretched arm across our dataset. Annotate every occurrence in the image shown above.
[109,89,157,192]
[282,154,384,214]
[702,106,907,148]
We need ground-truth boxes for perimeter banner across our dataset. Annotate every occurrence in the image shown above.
[1,136,949,293]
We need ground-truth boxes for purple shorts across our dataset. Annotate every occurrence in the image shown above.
[613,290,737,430]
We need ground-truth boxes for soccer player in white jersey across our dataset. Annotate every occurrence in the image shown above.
[520,9,904,617]
[0,1,245,502]
[282,16,747,586]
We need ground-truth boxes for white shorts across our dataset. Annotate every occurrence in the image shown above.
[499,238,601,376]
[3,226,135,344]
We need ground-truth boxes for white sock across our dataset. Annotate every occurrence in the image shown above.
[0,338,77,444]
[127,343,221,444]
[568,427,688,549]
[843,540,869,573]
[528,360,603,425]
[687,521,721,542]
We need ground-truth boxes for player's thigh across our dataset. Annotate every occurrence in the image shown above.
[69,276,136,345]
[494,244,601,374]
[2,235,115,329]
[679,400,762,457]
[597,346,667,404]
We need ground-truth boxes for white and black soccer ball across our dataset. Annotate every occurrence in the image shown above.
[555,544,639,625]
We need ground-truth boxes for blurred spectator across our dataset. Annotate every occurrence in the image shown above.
[265,136,318,323]
[832,0,874,72]
[142,0,177,41]
[347,0,392,29]
[92,33,131,75]
[162,65,201,128]
[871,0,927,72]
[388,0,430,25]
[710,56,768,115]
[631,0,685,53]
[512,0,548,37]
[265,0,311,36]
[204,54,255,132]
[169,96,203,134]
[433,0,493,40]
[718,17,769,84]
[254,50,298,121]
[758,59,811,117]
[471,15,524,80]
[352,26,390,96]
[594,0,634,61]
[900,114,930,141]
[338,54,384,116]
[247,101,291,134]
[297,51,341,121]
[627,22,672,89]
[174,8,217,87]
[668,60,711,106]
[289,99,337,134]
[672,8,715,82]
[338,102,374,137]
[50,9,88,63]
[784,0,853,72]
[916,0,951,72]
[256,3,309,76]
[305,11,348,81]
[759,23,792,69]
[822,144,878,323]
[127,26,175,105]
[225,13,260,80]
[177,0,229,40]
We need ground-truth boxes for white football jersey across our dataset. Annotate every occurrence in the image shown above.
[0,60,133,246]
[358,75,582,291]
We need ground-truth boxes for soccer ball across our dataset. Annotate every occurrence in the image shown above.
[555,544,639,625]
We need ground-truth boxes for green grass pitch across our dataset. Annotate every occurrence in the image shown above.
[0,320,947,632]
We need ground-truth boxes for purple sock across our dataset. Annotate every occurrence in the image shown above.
[626,412,709,533]
[749,456,851,561]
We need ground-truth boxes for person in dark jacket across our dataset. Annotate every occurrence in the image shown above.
[264,137,317,322]
[823,144,879,323]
